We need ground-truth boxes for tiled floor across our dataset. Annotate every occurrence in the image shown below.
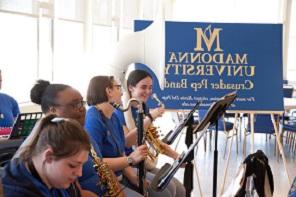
[154,112,296,197]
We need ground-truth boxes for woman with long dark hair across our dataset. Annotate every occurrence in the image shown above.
[123,69,186,197]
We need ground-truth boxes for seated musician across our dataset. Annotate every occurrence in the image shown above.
[16,80,130,196]
[118,69,185,196]
[2,114,91,196]
[85,75,177,197]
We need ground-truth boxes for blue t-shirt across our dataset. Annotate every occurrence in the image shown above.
[0,93,20,127]
[3,158,71,197]
[114,109,134,156]
[85,106,125,176]
[114,109,125,126]
[78,136,104,196]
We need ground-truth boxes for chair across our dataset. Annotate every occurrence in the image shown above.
[0,139,24,167]
[282,117,296,156]
[245,114,276,157]
[283,85,294,98]
[198,110,236,157]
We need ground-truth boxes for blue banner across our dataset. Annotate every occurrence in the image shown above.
[135,21,283,111]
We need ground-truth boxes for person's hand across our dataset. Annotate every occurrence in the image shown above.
[129,145,148,164]
[144,179,151,188]
[161,142,179,160]
[150,106,165,120]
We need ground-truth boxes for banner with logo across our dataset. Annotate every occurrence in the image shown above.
[134,21,283,111]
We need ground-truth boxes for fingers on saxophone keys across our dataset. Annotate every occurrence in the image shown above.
[138,144,147,150]
[138,144,148,157]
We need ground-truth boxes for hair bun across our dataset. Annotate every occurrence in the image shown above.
[30,80,50,104]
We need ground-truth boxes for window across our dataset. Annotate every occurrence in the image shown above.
[287,0,296,80]
[0,12,37,102]
[0,0,295,104]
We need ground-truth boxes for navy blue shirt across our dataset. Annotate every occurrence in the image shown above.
[114,109,134,156]
[3,158,71,197]
[85,106,125,176]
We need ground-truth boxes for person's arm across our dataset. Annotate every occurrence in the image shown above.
[86,112,128,171]
[122,166,139,186]
[103,157,129,171]
[103,145,148,171]
[149,106,165,121]
[84,108,108,154]
[141,106,165,131]
[123,106,165,147]
[80,190,98,197]
[114,110,138,147]
[161,142,179,160]
[123,125,137,148]
[122,166,150,188]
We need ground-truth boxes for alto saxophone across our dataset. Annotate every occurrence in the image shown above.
[90,146,125,197]
[145,126,165,162]
[145,93,165,162]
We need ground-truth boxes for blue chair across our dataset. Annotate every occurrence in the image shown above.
[0,139,24,167]
[282,118,296,155]
[283,86,294,98]
[245,114,276,156]
[251,114,275,134]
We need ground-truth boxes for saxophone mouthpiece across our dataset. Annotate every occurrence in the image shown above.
[151,93,165,108]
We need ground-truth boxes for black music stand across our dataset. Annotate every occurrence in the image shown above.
[162,101,200,145]
[151,91,237,196]
[162,101,200,197]
[195,91,237,197]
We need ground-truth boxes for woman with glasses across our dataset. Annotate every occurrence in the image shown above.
[121,69,186,197]
[85,75,176,197]
[17,79,134,197]
[2,114,91,196]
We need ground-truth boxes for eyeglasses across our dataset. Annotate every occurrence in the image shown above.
[56,100,86,110]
